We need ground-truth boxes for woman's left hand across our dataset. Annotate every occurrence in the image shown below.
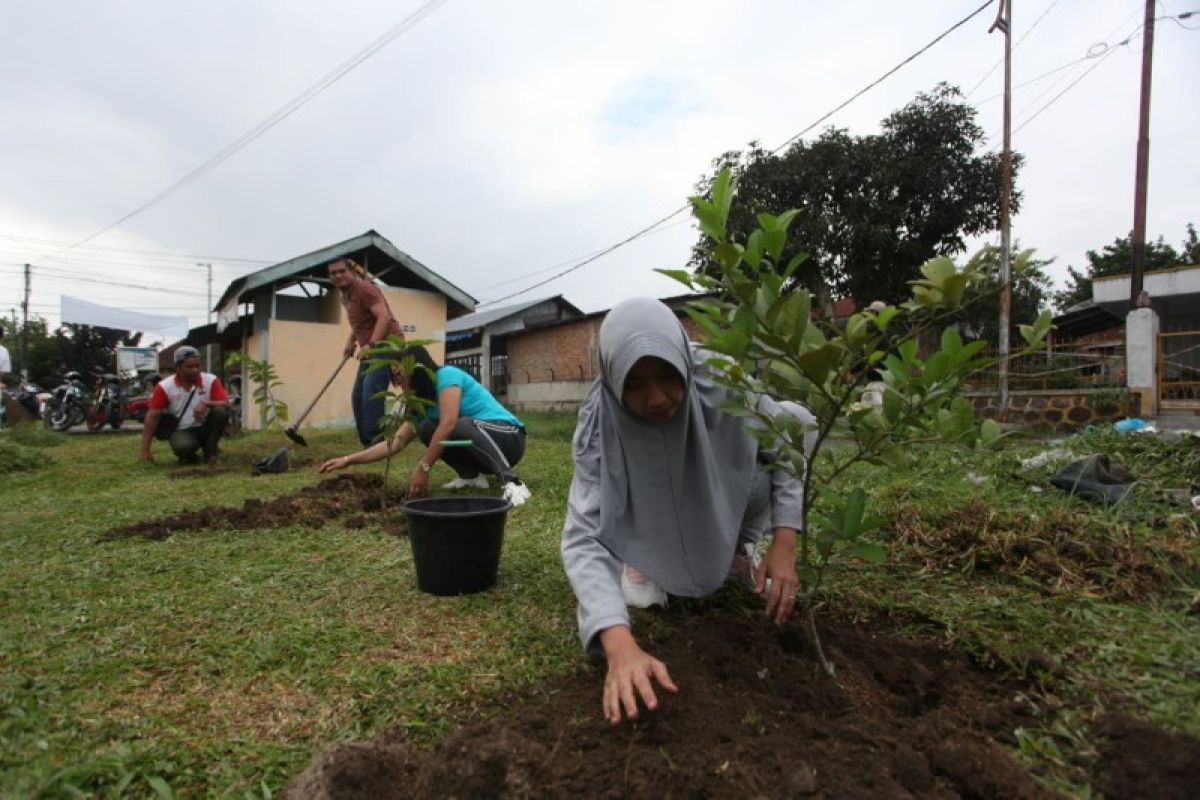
[756,529,798,625]
[408,465,430,498]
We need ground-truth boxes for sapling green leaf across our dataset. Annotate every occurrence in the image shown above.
[668,167,1051,677]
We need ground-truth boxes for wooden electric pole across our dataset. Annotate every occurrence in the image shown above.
[20,263,31,381]
[1129,0,1156,305]
[990,0,1013,417]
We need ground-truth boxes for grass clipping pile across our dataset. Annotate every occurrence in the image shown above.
[287,608,1052,799]
[99,474,408,540]
[886,500,1198,601]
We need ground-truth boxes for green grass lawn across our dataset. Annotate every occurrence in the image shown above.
[1,417,1197,797]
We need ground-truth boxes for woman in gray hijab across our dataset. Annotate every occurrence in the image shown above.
[561,297,814,725]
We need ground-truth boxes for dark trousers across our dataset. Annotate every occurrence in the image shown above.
[351,359,392,446]
[416,416,526,485]
[169,407,229,462]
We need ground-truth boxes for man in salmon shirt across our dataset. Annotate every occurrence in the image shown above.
[328,257,405,446]
[139,346,230,465]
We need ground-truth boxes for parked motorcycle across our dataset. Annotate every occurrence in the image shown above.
[123,373,161,424]
[14,381,47,419]
[1,380,43,427]
[85,368,127,431]
[42,371,90,431]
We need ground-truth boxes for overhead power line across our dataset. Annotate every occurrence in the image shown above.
[966,0,1064,97]
[34,0,450,263]
[981,11,1199,145]
[0,233,274,264]
[474,0,997,308]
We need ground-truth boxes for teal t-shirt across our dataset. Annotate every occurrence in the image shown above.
[417,365,523,427]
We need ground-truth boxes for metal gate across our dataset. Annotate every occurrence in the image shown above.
[1159,330,1200,405]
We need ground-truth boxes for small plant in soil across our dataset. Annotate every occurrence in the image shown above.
[663,168,1051,675]
[224,352,289,430]
[362,336,436,508]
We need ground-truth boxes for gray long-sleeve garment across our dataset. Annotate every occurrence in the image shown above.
[561,395,813,652]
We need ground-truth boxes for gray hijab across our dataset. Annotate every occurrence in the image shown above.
[573,297,758,596]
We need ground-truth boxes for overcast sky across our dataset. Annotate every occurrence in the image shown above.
[1,0,1197,344]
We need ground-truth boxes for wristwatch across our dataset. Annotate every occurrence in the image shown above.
[418,462,432,474]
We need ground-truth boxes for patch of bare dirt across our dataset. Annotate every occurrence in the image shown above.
[287,607,1062,799]
[888,501,1198,601]
[99,474,408,540]
[1091,714,1200,800]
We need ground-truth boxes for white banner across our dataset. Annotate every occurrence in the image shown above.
[216,296,239,333]
[61,295,190,342]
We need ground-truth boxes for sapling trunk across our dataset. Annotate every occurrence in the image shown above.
[804,603,835,677]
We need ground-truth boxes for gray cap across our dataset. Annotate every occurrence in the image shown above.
[173,345,200,365]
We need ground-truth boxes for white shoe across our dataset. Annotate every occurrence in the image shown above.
[442,474,490,490]
[731,541,771,594]
[502,481,531,507]
[621,565,667,609]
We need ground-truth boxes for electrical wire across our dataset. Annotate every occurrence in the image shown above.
[473,0,998,308]
[31,0,450,265]
[981,9,1200,145]
[1010,46,1119,136]
[965,0,1062,97]
[0,233,274,265]
[1,262,210,297]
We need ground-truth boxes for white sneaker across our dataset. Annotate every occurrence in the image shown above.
[502,481,531,507]
[442,474,490,490]
[731,541,771,594]
[621,565,667,609]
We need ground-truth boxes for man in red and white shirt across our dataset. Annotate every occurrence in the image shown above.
[139,346,231,465]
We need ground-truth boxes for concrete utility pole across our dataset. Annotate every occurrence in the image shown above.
[20,263,31,381]
[1129,0,1155,305]
[990,0,1013,417]
[200,261,213,371]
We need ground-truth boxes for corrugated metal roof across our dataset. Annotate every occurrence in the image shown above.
[446,295,581,333]
[214,230,476,316]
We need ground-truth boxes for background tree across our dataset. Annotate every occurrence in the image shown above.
[1053,229,1186,311]
[2,318,141,387]
[54,324,141,376]
[691,84,1016,311]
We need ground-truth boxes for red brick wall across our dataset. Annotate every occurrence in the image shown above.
[508,319,603,384]
[508,312,707,385]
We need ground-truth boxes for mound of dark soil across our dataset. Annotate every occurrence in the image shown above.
[100,474,409,540]
[286,608,1051,799]
[1091,714,1200,800]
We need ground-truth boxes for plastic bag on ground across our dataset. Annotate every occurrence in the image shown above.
[1048,454,1135,504]
[252,446,289,475]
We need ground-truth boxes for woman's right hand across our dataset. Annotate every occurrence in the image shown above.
[319,456,350,473]
[599,626,677,725]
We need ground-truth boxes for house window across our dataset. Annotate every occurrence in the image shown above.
[490,355,508,396]
[447,353,481,380]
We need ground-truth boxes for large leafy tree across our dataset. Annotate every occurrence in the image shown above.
[1053,228,1190,311]
[3,319,140,387]
[690,84,1015,310]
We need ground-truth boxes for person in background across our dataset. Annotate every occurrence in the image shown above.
[0,326,10,427]
[139,346,230,465]
[561,297,816,725]
[319,344,531,507]
[0,325,10,385]
[328,257,405,447]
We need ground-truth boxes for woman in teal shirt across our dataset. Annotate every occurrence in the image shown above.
[320,345,531,507]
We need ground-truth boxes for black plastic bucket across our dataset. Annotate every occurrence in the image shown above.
[402,496,510,596]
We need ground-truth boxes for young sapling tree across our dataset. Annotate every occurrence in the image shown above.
[362,336,436,508]
[661,169,1052,674]
[224,352,289,431]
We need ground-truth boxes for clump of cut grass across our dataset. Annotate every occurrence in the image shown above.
[881,500,1198,601]
[4,424,64,448]
[0,435,42,474]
